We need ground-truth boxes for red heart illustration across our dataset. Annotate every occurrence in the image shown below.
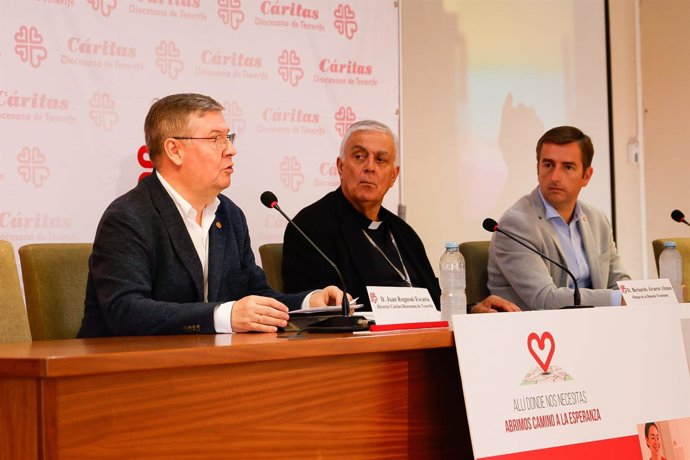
[527,332,555,373]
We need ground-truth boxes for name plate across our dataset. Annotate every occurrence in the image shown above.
[366,286,439,325]
[617,278,678,305]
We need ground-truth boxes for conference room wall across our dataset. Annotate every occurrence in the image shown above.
[640,0,690,278]
[609,0,644,279]
[401,0,646,280]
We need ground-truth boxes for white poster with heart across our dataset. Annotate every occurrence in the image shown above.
[451,305,690,459]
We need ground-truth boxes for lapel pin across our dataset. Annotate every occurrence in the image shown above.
[215,222,222,229]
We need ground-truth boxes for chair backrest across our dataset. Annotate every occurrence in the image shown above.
[459,241,491,305]
[18,243,92,340]
[259,243,284,292]
[0,241,32,343]
[652,238,690,302]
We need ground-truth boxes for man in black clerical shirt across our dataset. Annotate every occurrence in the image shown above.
[281,120,519,313]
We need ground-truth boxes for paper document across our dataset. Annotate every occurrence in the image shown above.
[289,304,364,316]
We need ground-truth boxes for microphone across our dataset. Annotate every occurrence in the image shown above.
[672,209,690,227]
[483,218,589,308]
[260,191,368,331]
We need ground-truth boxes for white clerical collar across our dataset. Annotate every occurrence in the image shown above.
[368,220,382,230]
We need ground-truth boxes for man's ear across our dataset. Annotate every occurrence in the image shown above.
[163,138,184,166]
[390,165,400,186]
[582,166,593,184]
[336,156,344,178]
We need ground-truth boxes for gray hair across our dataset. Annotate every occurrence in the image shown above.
[338,120,399,166]
[144,93,224,164]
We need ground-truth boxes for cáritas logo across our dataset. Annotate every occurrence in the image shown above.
[333,4,357,40]
[155,41,184,79]
[334,106,356,137]
[224,101,246,135]
[277,50,303,87]
[89,93,119,131]
[137,145,153,182]
[14,26,48,68]
[218,0,244,30]
[279,155,304,192]
[17,147,49,187]
[87,0,117,17]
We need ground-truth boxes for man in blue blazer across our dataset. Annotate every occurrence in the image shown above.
[78,93,343,337]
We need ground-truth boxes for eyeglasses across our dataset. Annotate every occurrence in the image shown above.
[172,133,236,151]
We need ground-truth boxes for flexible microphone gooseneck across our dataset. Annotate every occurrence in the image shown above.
[483,218,588,308]
[260,191,369,331]
[671,209,690,228]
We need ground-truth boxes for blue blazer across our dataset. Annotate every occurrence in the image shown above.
[78,173,305,337]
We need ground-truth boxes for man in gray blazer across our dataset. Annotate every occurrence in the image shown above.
[78,93,343,337]
[488,126,630,310]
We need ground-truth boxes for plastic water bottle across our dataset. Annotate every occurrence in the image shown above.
[659,241,683,302]
[440,242,467,328]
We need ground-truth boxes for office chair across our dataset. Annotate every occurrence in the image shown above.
[259,243,284,292]
[459,241,491,306]
[19,243,92,340]
[0,240,32,343]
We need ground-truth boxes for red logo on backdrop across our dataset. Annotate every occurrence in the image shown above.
[223,101,246,134]
[279,156,304,192]
[14,26,47,68]
[277,50,303,87]
[218,0,244,30]
[155,41,184,79]
[527,332,555,373]
[89,93,119,131]
[333,4,358,40]
[334,106,356,137]
[17,147,49,187]
[87,0,117,17]
[137,145,153,182]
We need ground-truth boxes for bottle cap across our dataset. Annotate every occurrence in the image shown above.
[663,241,677,248]
[445,242,459,250]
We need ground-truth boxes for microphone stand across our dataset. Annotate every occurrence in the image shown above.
[485,220,591,309]
[263,194,369,332]
[671,210,690,228]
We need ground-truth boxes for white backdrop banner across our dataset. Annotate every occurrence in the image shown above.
[0,0,400,263]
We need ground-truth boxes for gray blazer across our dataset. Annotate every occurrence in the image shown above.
[487,187,630,310]
[78,172,305,337]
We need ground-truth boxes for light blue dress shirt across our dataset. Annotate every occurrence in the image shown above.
[538,189,621,306]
